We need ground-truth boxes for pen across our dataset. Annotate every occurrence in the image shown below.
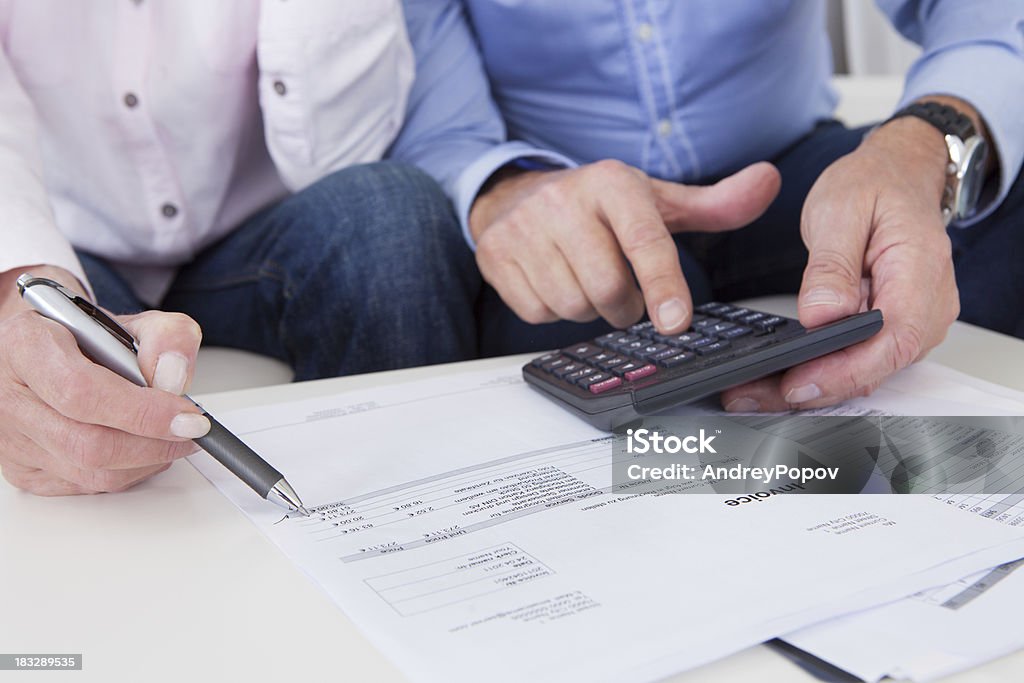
[16,273,311,516]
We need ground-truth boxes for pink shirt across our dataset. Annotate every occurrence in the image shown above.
[0,0,413,303]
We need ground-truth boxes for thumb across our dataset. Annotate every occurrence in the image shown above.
[798,226,868,329]
[122,311,203,395]
[651,161,781,234]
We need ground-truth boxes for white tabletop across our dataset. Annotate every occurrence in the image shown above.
[3,297,1023,683]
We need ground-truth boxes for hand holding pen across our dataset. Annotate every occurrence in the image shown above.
[0,269,307,514]
[0,266,206,495]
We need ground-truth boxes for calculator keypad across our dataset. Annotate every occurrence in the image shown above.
[528,302,795,395]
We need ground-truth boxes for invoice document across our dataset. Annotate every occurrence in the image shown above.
[785,493,1024,682]
[190,360,1024,683]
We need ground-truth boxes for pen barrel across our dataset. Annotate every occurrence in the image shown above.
[193,415,283,497]
[22,282,146,387]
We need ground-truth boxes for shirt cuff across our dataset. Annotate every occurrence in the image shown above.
[0,223,92,301]
[899,44,1024,228]
[453,141,578,250]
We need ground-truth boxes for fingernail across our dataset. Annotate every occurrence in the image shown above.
[656,298,688,331]
[801,287,841,307]
[785,384,822,404]
[154,352,189,395]
[725,397,760,413]
[170,413,210,439]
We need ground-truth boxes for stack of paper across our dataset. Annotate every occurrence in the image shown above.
[190,360,1024,683]
[784,494,1024,681]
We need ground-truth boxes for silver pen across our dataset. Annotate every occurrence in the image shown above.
[16,274,311,516]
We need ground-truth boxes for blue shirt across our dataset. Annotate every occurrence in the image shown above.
[390,0,1024,246]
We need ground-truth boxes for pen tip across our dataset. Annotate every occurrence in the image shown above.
[267,479,311,516]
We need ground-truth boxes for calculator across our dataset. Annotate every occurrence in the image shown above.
[522,302,884,430]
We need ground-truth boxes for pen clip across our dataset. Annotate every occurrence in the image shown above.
[18,275,139,354]
[73,297,139,354]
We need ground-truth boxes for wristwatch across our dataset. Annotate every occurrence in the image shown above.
[886,101,989,225]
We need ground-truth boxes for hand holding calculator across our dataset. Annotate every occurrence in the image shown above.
[523,302,883,430]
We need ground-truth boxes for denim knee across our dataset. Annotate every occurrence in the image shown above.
[268,161,479,376]
[75,251,144,314]
[292,161,477,307]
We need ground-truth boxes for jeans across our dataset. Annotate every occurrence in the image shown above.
[478,120,1024,355]
[78,161,481,380]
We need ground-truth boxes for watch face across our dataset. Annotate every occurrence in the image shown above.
[956,138,988,219]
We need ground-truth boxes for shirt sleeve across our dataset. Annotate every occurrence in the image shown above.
[0,45,89,295]
[877,0,1024,226]
[389,0,575,249]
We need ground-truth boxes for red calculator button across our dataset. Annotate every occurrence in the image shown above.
[624,364,656,381]
[589,377,623,394]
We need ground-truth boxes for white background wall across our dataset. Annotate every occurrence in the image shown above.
[828,1,920,126]
[834,0,921,76]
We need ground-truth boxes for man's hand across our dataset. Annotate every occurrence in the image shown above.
[470,160,781,333]
[722,100,977,412]
[0,266,209,495]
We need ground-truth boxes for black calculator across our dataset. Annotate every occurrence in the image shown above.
[522,302,884,430]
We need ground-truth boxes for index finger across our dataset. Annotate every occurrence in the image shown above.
[592,164,691,334]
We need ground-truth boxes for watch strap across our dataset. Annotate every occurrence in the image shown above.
[887,101,976,141]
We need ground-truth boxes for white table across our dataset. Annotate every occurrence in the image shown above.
[3,297,1023,682]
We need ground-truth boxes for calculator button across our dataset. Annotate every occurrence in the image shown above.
[566,367,597,384]
[658,352,695,368]
[697,341,731,356]
[740,312,766,324]
[721,308,751,321]
[635,343,669,360]
[611,361,642,377]
[607,335,640,352]
[563,343,602,360]
[589,376,623,394]
[628,321,656,337]
[620,340,647,356]
[595,331,627,346]
[692,318,719,330]
[577,371,610,388]
[719,326,752,339]
[664,333,703,348]
[531,352,559,368]
[754,316,787,334]
[624,364,657,381]
[707,322,736,334]
[541,356,572,372]
[683,336,714,351]
[589,352,616,365]
[696,302,730,314]
[552,362,583,378]
[650,347,682,362]
[596,355,629,371]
